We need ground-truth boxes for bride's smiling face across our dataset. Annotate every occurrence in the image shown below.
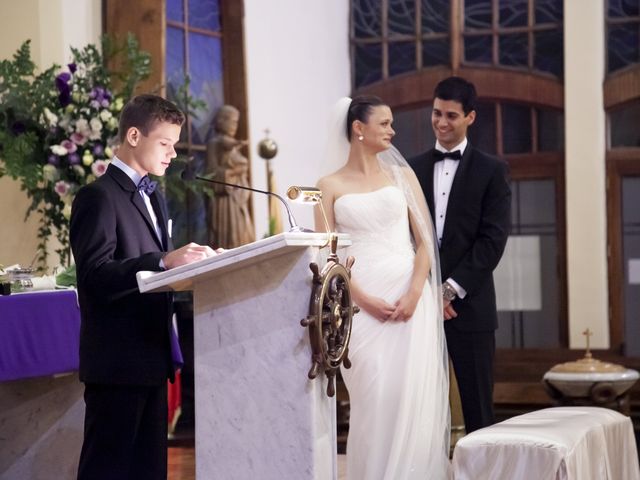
[354,105,395,152]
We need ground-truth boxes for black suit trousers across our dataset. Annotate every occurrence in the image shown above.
[77,383,167,480]
[445,323,496,433]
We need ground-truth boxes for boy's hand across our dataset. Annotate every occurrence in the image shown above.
[162,243,216,269]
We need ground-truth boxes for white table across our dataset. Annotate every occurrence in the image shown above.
[452,406,640,480]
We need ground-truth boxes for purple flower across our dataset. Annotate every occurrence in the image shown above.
[55,72,72,107]
[92,144,104,156]
[10,121,26,134]
[47,154,60,166]
[68,153,81,165]
[67,63,77,74]
[55,72,71,86]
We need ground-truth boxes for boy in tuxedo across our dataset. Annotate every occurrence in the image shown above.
[409,77,511,433]
[71,94,216,479]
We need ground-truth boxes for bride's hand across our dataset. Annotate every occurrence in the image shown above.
[359,295,396,323]
[389,291,420,322]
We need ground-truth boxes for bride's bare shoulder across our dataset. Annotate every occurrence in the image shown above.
[317,170,346,189]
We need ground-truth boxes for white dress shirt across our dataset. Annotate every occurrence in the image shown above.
[110,158,166,271]
[433,139,468,299]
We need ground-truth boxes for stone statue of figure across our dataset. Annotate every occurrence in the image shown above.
[206,105,255,248]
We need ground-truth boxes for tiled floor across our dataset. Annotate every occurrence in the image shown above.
[167,448,347,480]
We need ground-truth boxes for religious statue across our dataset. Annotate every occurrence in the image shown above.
[206,105,256,248]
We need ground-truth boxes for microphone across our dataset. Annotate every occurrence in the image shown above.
[182,169,313,233]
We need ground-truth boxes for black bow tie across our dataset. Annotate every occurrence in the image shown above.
[433,150,462,161]
[137,175,157,195]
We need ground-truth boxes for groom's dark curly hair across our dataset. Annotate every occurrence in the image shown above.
[433,76,477,115]
[346,95,386,140]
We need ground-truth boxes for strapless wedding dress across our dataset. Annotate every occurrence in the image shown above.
[335,185,450,480]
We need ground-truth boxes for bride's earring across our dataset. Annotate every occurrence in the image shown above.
[358,135,364,141]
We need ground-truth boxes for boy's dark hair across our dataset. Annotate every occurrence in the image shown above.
[346,95,387,140]
[433,76,477,115]
[118,94,185,142]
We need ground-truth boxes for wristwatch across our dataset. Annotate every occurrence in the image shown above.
[442,281,457,302]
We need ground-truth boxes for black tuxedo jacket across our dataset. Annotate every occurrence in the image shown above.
[409,145,511,332]
[70,164,174,386]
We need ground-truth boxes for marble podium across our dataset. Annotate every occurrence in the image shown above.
[137,232,351,480]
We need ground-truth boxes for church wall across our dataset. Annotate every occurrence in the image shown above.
[0,0,101,269]
[243,0,351,237]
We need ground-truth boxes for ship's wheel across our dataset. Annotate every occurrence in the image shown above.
[301,249,358,397]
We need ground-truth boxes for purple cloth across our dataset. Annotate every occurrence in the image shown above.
[170,320,184,369]
[0,290,183,382]
[0,290,81,382]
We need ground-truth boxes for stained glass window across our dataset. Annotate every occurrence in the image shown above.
[462,0,563,77]
[606,0,640,73]
[351,0,451,89]
[165,0,223,246]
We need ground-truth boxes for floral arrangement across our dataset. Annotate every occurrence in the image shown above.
[0,35,151,269]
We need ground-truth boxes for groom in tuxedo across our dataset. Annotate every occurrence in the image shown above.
[71,94,216,479]
[409,77,511,433]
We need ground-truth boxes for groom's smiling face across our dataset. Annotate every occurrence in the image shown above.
[431,98,476,151]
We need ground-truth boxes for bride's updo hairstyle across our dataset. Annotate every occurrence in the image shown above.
[346,95,386,141]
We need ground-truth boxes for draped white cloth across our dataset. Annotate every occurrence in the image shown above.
[335,185,451,479]
[452,406,640,480]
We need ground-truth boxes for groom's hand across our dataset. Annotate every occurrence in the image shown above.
[443,300,457,320]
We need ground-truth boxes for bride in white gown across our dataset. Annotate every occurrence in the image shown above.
[316,96,451,479]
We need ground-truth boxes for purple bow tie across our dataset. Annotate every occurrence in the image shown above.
[137,175,157,195]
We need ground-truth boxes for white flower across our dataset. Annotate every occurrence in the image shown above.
[43,164,59,182]
[105,146,114,158]
[107,117,118,130]
[75,118,91,136]
[72,165,86,177]
[50,144,68,156]
[59,115,72,132]
[62,204,72,220]
[99,109,112,122]
[86,174,96,183]
[90,117,103,132]
[42,107,58,127]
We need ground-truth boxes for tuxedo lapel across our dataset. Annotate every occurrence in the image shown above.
[106,164,164,250]
[441,144,474,245]
[150,192,169,250]
[424,152,436,220]
[413,151,436,220]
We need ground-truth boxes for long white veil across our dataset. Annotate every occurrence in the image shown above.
[323,97,451,477]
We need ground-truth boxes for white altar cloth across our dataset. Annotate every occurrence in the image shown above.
[452,406,640,480]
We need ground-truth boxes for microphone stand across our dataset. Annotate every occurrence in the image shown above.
[192,175,312,233]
